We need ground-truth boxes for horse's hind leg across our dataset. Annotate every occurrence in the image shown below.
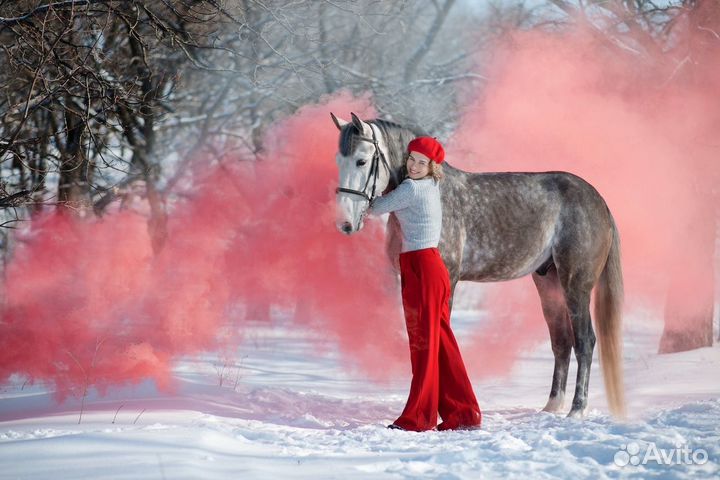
[561,278,596,418]
[532,266,572,413]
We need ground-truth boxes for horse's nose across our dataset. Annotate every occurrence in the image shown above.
[341,222,353,234]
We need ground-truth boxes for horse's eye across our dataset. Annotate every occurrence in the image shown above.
[356,159,367,167]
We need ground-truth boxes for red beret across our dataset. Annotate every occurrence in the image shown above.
[407,136,445,164]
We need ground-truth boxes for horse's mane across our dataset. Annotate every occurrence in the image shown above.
[339,117,425,169]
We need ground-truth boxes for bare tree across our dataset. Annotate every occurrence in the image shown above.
[1,1,245,235]
[1,0,488,233]
[656,0,718,352]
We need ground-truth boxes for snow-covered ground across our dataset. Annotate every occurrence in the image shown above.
[1,306,718,479]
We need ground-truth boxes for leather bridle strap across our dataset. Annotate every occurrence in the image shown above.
[335,125,395,203]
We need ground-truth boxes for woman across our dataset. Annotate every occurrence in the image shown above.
[369,137,481,432]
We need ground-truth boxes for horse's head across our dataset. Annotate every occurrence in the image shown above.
[332,112,393,235]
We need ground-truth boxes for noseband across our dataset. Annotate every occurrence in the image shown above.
[335,125,395,203]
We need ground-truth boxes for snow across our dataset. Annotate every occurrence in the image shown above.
[1,308,718,479]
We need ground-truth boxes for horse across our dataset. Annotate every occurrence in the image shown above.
[332,112,625,419]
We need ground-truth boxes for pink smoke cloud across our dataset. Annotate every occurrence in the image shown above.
[450,16,719,374]
[0,91,408,405]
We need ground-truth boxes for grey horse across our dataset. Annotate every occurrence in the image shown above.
[332,112,625,418]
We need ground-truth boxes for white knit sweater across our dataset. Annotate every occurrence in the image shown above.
[369,177,442,252]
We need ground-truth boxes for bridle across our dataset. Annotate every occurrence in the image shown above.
[335,124,396,204]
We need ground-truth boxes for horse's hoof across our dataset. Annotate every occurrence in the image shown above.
[567,408,586,419]
[542,396,564,413]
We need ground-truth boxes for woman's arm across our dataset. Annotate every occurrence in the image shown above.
[369,180,415,215]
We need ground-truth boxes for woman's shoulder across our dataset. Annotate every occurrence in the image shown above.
[409,177,439,190]
[399,178,418,191]
[400,177,440,189]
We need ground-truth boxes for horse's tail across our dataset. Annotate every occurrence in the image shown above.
[595,215,626,418]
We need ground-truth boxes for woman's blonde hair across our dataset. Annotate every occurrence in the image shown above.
[428,161,444,181]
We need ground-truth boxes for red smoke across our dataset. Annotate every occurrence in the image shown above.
[233,94,407,375]
[0,92,408,404]
[450,14,719,374]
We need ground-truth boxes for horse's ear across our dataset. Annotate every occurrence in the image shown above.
[350,112,370,135]
[330,112,348,131]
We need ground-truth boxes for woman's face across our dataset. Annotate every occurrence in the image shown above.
[406,151,431,180]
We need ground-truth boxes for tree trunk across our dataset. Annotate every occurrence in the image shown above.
[659,0,720,353]
[403,0,456,84]
[57,97,89,211]
[659,192,716,353]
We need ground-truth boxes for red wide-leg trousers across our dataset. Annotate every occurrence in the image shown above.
[394,248,481,432]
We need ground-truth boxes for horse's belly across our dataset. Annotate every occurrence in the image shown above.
[463,252,551,281]
[458,229,555,282]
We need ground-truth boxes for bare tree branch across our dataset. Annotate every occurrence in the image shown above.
[0,0,114,28]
